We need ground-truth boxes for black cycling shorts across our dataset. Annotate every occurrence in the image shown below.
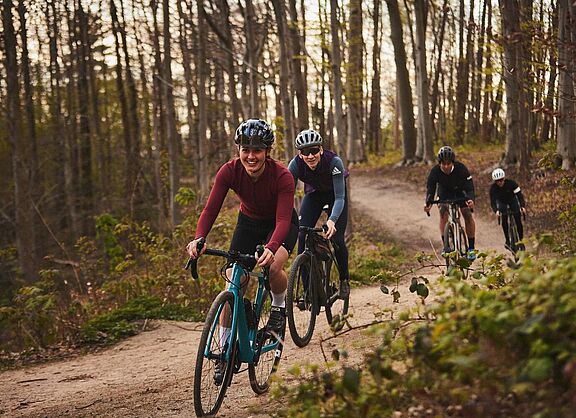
[229,209,299,259]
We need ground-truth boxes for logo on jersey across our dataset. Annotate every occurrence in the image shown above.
[332,167,342,176]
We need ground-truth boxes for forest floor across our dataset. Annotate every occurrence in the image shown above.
[0,155,571,417]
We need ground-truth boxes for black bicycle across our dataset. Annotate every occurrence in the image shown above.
[286,225,349,347]
[428,198,471,270]
[498,203,526,256]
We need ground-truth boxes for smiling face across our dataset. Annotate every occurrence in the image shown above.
[239,146,267,178]
[299,146,322,170]
[439,160,454,174]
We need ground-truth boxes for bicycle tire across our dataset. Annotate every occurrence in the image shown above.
[324,257,349,331]
[286,253,318,347]
[457,224,468,257]
[194,291,237,417]
[249,290,284,394]
[443,222,457,269]
[508,212,520,253]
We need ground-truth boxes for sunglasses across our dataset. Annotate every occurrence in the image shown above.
[300,147,321,156]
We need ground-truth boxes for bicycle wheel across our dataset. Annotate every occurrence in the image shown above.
[286,253,317,347]
[324,257,349,331]
[194,291,237,417]
[508,213,520,253]
[249,290,284,394]
[443,222,456,269]
[457,224,468,257]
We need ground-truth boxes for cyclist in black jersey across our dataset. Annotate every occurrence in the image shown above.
[489,168,526,251]
[424,146,477,260]
[288,129,350,298]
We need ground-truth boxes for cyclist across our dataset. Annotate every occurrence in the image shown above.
[489,168,526,251]
[424,146,477,260]
[287,129,350,298]
[186,118,298,340]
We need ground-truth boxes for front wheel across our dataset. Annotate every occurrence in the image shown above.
[286,253,317,347]
[193,291,237,417]
[443,222,457,270]
[249,290,284,394]
[324,258,349,331]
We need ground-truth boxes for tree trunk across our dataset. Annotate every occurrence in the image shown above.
[346,0,365,163]
[3,0,37,282]
[330,0,346,161]
[196,0,209,197]
[556,0,576,169]
[368,0,382,155]
[162,0,181,226]
[288,0,309,130]
[413,0,434,162]
[271,0,295,160]
[454,0,469,144]
[385,0,417,163]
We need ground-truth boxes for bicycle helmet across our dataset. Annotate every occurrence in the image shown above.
[492,168,505,181]
[294,129,323,150]
[437,146,455,163]
[234,119,274,149]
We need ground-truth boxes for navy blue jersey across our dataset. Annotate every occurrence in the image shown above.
[288,149,348,223]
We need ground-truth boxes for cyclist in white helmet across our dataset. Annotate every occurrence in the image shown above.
[489,168,526,251]
[288,129,350,298]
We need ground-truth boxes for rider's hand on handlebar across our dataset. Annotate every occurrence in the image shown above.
[186,238,206,259]
[466,200,475,210]
[256,247,275,267]
[324,219,337,239]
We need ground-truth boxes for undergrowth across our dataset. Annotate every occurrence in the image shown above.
[277,250,576,417]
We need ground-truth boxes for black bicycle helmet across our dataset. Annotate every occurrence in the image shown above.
[294,129,323,150]
[437,146,455,163]
[234,119,274,149]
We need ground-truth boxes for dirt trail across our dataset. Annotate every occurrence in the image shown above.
[0,173,510,418]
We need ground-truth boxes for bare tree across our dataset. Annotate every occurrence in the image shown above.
[385,0,417,163]
[346,0,365,163]
[2,0,36,282]
[367,0,382,155]
[330,0,346,160]
[556,0,576,169]
[288,0,309,130]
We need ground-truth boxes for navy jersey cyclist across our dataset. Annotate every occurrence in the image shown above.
[424,146,477,260]
[287,129,350,298]
[489,168,526,251]
[186,119,298,337]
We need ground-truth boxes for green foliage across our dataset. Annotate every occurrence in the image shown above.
[348,236,404,286]
[280,253,576,417]
[95,213,125,271]
[79,295,200,344]
[175,187,197,206]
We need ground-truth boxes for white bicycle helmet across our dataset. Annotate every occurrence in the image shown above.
[492,168,505,181]
[294,129,323,150]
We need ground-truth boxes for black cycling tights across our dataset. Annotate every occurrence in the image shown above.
[298,190,349,281]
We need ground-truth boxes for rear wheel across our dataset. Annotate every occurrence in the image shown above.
[249,290,283,394]
[194,291,236,417]
[324,258,349,331]
[286,253,317,347]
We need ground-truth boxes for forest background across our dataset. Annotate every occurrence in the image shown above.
[1,0,576,358]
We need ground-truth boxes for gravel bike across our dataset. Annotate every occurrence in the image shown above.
[498,202,526,256]
[428,198,471,270]
[186,240,284,417]
[286,225,349,347]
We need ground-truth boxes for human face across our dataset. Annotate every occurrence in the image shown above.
[495,178,505,187]
[439,160,454,174]
[239,146,267,178]
[299,146,322,169]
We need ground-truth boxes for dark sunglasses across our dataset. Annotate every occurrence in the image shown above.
[300,147,321,156]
